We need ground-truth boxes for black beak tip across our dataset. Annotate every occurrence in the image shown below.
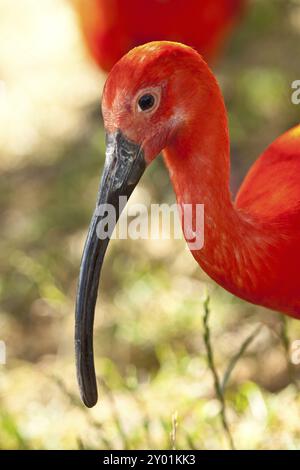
[82,391,98,408]
[75,339,98,407]
[77,375,98,408]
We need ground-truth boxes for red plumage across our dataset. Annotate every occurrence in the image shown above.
[74,0,245,71]
[102,42,300,319]
[75,42,299,407]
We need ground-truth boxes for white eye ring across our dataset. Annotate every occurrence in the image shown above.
[136,88,161,114]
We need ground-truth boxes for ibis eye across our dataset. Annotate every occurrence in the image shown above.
[138,93,155,112]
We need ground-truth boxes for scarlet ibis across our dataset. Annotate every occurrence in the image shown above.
[74,0,245,71]
[75,41,300,407]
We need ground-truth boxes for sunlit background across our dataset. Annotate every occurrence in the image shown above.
[0,0,300,449]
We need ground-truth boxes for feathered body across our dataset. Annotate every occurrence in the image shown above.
[74,0,244,71]
[102,42,300,319]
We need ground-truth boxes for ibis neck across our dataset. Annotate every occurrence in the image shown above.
[163,79,271,302]
[164,87,232,214]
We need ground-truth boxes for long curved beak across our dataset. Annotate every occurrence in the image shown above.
[75,130,145,407]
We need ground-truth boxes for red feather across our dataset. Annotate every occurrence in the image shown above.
[74,0,245,71]
[102,42,300,319]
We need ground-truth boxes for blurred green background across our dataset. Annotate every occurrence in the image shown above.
[0,0,300,450]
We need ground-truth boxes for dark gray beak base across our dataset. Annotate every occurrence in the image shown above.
[75,130,145,407]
